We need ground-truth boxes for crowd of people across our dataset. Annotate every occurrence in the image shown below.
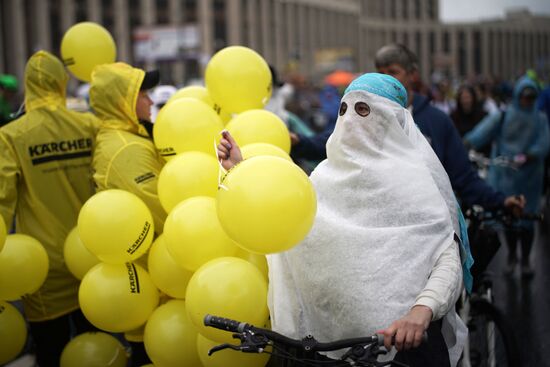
[0,42,548,367]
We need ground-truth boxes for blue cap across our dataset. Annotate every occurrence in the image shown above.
[344,73,408,108]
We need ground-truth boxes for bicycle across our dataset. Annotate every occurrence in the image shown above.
[467,150,521,180]
[459,207,542,367]
[203,314,424,367]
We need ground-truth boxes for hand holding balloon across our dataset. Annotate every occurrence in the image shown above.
[217,131,243,171]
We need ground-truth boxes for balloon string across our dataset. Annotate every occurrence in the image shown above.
[215,138,229,191]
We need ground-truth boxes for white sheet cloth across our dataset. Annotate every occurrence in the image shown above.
[267,90,466,365]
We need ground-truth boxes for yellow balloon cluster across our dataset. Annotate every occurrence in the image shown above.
[64,227,100,280]
[61,22,116,82]
[144,300,201,367]
[226,110,291,154]
[164,197,238,271]
[79,262,159,332]
[206,46,272,113]
[0,301,27,365]
[78,190,154,264]
[0,234,49,300]
[60,332,127,367]
[154,98,224,160]
[217,156,317,254]
[157,151,219,213]
[185,257,268,342]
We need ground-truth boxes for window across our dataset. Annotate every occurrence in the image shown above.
[213,0,226,51]
[429,31,435,53]
[75,0,87,22]
[443,31,450,53]
[390,0,396,19]
[51,0,63,53]
[458,31,466,77]
[156,0,170,24]
[427,0,436,20]
[473,31,481,74]
[184,0,197,23]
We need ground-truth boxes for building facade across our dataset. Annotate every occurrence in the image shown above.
[0,0,359,86]
[358,1,550,82]
[1,0,549,87]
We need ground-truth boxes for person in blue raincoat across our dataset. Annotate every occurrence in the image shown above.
[465,76,550,277]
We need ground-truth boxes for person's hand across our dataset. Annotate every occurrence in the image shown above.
[290,132,300,146]
[513,154,527,166]
[380,305,432,351]
[217,130,243,171]
[504,195,526,218]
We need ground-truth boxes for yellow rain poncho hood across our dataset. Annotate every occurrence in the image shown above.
[0,50,99,321]
[90,63,166,232]
[90,62,149,137]
[24,50,68,111]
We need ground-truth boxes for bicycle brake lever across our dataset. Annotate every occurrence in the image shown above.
[208,343,242,356]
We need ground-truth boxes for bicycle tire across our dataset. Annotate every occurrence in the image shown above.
[465,298,520,367]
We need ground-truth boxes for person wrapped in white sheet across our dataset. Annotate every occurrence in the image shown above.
[217,73,467,367]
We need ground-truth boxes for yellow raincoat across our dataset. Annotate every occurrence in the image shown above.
[90,63,166,233]
[0,51,100,321]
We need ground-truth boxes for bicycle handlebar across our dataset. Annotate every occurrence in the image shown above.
[465,208,543,223]
[204,315,248,333]
[204,314,427,352]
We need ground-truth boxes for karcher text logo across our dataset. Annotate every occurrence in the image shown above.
[134,172,156,184]
[159,147,176,157]
[126,262,141,294]
[127,221,151,255]
[28,138,92,165]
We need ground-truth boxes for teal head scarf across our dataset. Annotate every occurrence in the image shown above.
[345,73,408,108]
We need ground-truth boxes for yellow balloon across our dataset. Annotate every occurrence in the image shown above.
[0,216,6,253]
[167,86,232,123]
[235,248,268,281]
[124,324,145,343]
[217,156,316,254]
[154,98,224,160]
[206,46,272,113]
[148,235,193,299]
[79,262,159,332]
[64,227,100,280]
[0,234,49,300]
[0,301,27,365]
[197,334,269,367]
[226,110,291,153]
[168,85,213,106]
[241,143,292,162]
[144,300,201,367]
[61,22,116,82]
[78,190,155,264]
[60,332,127,367]
[185,257,268,342]
[157,151,220,213]
[164,197,238,272]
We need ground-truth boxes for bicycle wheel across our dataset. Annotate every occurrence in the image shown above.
[465,298,519,367]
